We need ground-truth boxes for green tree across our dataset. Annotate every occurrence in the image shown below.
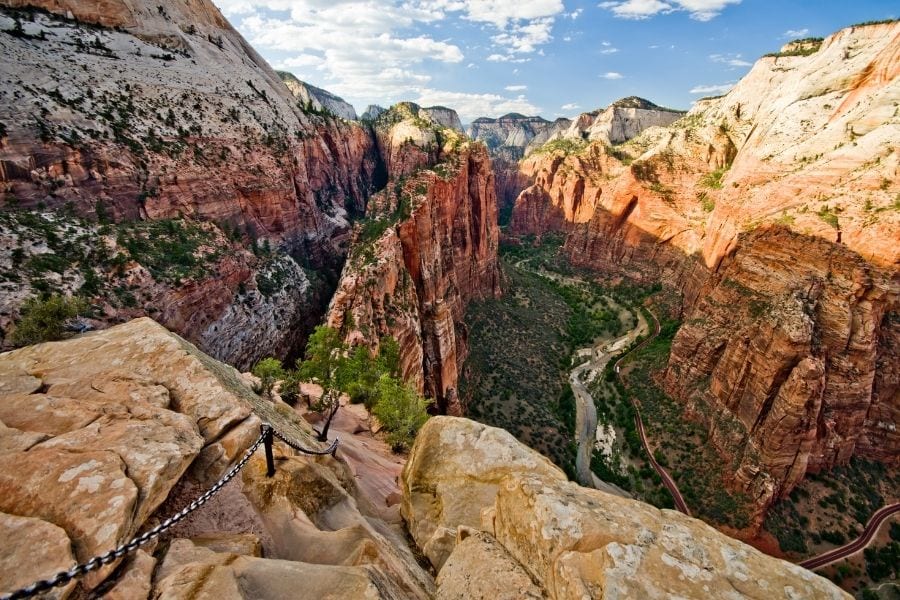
[11,295,87,347]
[372,374,432,452]
[298,326,349,441]
[342,336,403,408]
[278,369,302,405]
[251,357,284,399]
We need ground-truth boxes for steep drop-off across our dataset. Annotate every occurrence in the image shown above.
[0,1,382,367]
[0,320,846,599]
[505,22,900,525]
[327,103,500,413]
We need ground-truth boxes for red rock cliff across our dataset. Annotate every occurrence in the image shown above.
[501,21,900,523]
[327,106,500,412]
[0,0,382,367]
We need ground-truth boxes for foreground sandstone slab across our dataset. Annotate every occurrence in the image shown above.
[0,318,322,595]
[404,417,848,600]
[400,415,567,568]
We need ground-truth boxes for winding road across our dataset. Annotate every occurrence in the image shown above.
[612,308,691,516]
[798,503,900,570]
[511,255,893,571]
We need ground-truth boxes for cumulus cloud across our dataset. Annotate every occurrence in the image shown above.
[709,53,751,67]
[415,88,540,120]
[599,0,740,21]
[689,82,735,94]
[600,71,624,79]
[783,28,810,38]
[505,84,528,91]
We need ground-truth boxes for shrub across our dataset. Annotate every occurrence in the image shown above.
[372,375,432,452]
[10,295,87,347]
[251,357,284,398]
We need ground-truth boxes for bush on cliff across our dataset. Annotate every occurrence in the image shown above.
[10,294,88,347]
[371,374,431,452]
[252,357,285,398]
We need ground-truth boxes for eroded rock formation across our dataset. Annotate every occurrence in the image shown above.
[403,416,848,599]
[0,0,382,366]
[502,21,900,523]
[0,325,850,598]
[0,318,434,599]
[327,104,500,412]
[278,71,358,120]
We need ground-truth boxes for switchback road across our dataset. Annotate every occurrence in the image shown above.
[799,503,900,570]
[613,308,691,516]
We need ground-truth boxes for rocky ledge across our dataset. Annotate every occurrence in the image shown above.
[0,319,847,599]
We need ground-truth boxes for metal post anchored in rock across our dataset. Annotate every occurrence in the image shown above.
[261,423,276,477]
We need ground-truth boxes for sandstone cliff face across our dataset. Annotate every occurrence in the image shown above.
[505,22,900,522]
[327,105,500,412]
[277,71,358,120]
[0,1,382,365]
[402,417,849,600]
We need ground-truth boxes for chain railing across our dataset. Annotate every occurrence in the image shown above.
[0,424,338,600]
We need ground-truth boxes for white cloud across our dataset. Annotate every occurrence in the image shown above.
[600,47,620,54]
[561,102,580,110]
[599,0,740,20]
[601,71,624,79]
[783,28,810,38]
[567,8,584,19]
[709,53,751,67]
[487,53,531,62]
[415,88,540,120]
[448,0,564,28]
[491,16,555,53]
[689,82,735,94]
[599,0,673,19]
[227,3,469,108]
[505,84,528,91]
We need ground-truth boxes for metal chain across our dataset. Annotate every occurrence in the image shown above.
[0,432,267,600]
[272,429,339,456]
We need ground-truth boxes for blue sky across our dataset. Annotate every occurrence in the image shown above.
[212,0,897,122]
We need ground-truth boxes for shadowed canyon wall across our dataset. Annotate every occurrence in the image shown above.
[504,22,900,526]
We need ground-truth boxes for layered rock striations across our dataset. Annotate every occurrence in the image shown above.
[0,0,382,366]
[277,71,358,120]
[327,103,500,413]
[559,96,684,145]
[504,22,900,523]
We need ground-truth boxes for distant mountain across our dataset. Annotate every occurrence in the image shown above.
[467,114,570,161]
[361,104,386,120]
[555,96,685,146]
[277,71,358,120]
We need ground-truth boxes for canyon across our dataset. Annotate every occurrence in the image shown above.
[0,0,896,596]
[503,23,899,528]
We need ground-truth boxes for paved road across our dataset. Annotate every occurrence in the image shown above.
[613,309,691,516]
[799,503,900,570]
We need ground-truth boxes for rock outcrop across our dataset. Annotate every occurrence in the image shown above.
[467,114,572,219]
[278,71,358,120]
[0,0,382,365]
[560,96,684,145]
[0,321,851,599]
[503,21,900,523]
[403,416,849,599]
[326,104,500,412]
[362,104,386,121]
[0,318,434,599]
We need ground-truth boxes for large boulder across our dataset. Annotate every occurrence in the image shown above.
[403,416,849,600]
[0,318,313,595]
[400,416,567,568]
